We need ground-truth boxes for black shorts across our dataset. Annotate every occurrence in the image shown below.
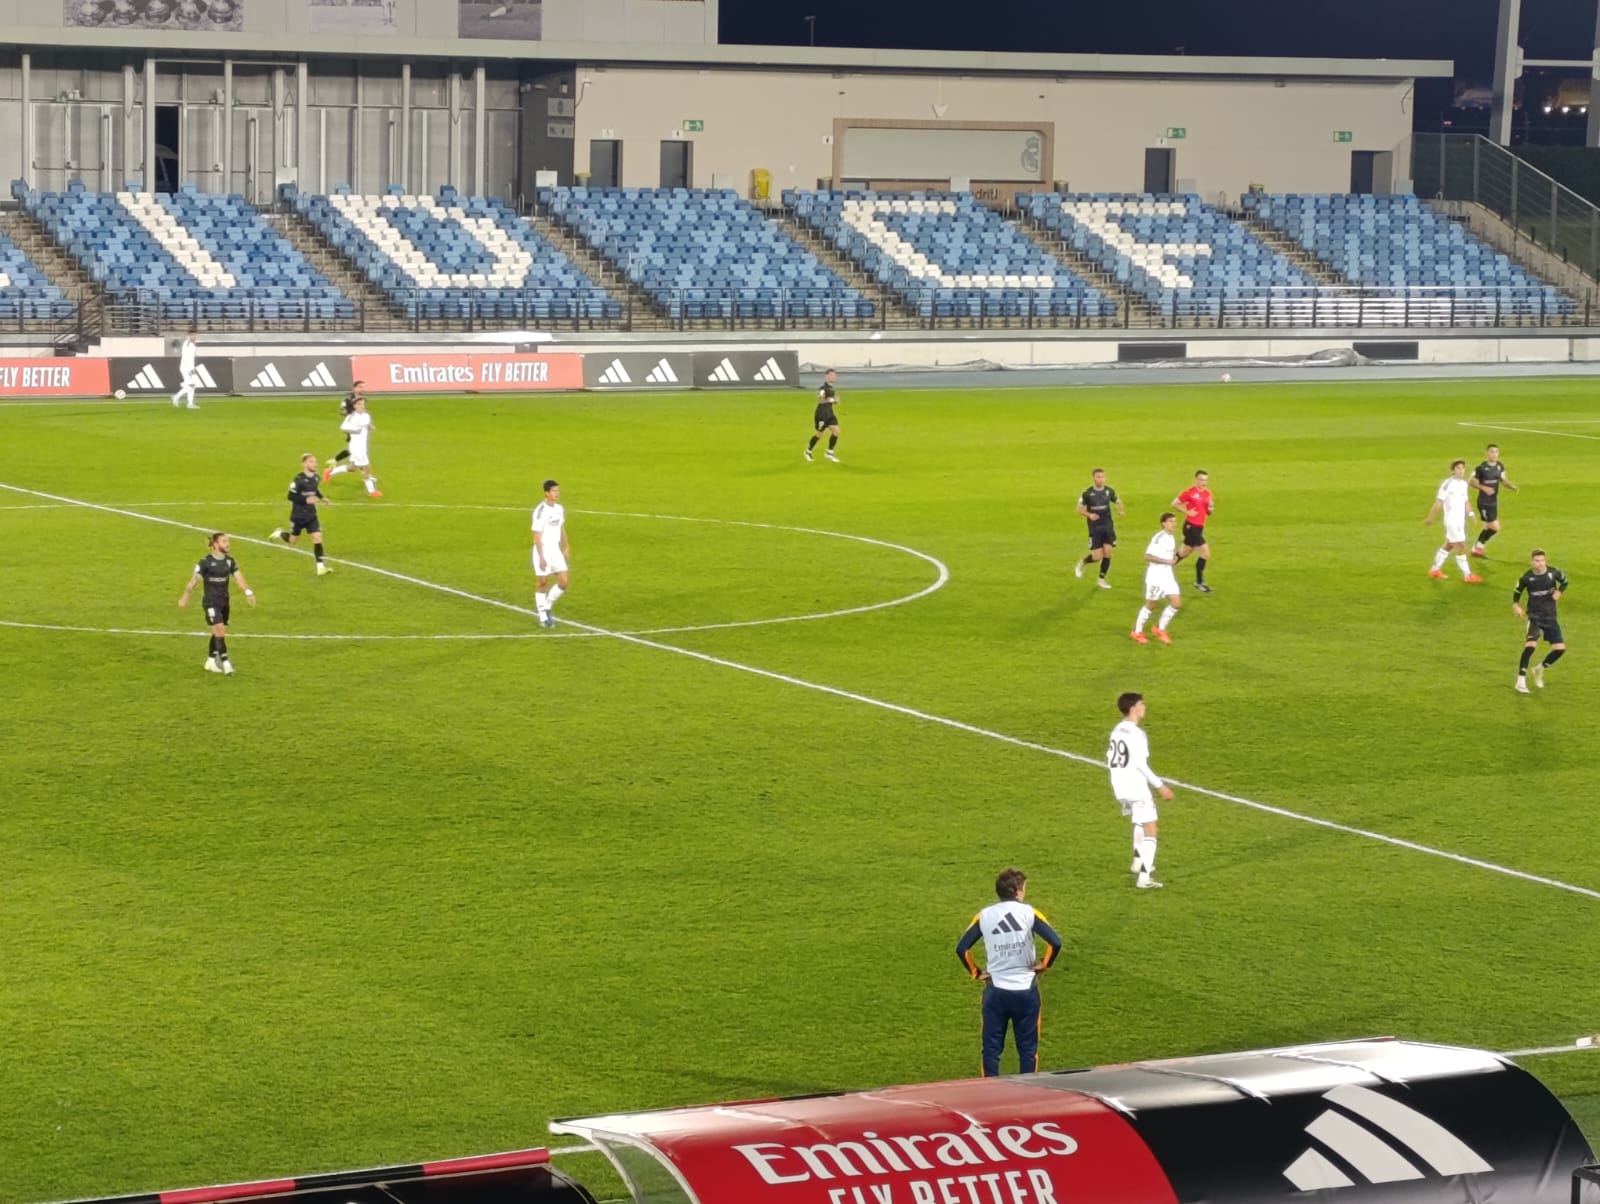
[1527,616,1564,645]
[1181,522,1208,548]
[1087,524,1116,550]
[202,600,231,627]
[814,406,838,431]
[291,513,321,537]
[1477,497,1498,522]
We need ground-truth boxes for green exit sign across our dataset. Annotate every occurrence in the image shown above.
[684,119,705,132]
[1333,130,1354,142]
[1165,126,1187,139]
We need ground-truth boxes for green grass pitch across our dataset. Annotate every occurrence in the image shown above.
[2,378,1598,1202]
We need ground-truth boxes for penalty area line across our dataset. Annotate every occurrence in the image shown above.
[1458,420,1600,442]
[3,480,1597,905]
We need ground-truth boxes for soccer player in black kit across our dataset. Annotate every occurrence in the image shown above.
[1512,549,1568,693]
[178,532,255,675]
[1470,443,1518,557]
[325,381,365,472]
[270,453,333,576]
[1074,468,1126,589]
[805,368,841,463]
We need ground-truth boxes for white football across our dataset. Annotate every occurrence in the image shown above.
[1221,373,1232,383]
[113,389,126,399]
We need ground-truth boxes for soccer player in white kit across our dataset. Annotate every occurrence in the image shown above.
[326,397,381,497]
[1107,692,1174,890]
[1131,512,1183,644]
[532,479,571,629]
[170,328,200,409]
[1424,459,1481,583]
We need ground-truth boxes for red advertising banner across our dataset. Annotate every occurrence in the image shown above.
[0,357,111,397]
[351,353,584,393]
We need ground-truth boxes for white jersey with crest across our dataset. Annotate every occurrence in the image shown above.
[532,501,566,552]
[340,410,373,461]
[1107,719,1163,802]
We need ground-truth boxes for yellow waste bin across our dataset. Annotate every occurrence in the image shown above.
[751,168,771,200]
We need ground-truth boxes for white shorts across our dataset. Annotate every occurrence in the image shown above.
[347,440,371,468]
[1443,519,1467,544]
[534,547,568,575]
[1118,795,1159,826]
[1144,571,1179,602]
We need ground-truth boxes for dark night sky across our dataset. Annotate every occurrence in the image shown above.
[719,0,1600,137]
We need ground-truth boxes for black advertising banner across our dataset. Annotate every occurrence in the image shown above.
[109,357,235,397]
[582,351,695,390]
[690,350,800,389]
[234,356,354,394]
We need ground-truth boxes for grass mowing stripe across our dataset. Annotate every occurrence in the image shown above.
[5,477,1595,906]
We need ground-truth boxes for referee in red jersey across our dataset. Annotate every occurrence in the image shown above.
[1173,470,1215,593]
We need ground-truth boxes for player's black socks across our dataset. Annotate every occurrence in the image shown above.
[277,531,292,543]
[335,449,350,462]
[827,434,838,450]
[1099,558,1112,578]
[313,544,325,562]
[1195,556,1207,583]
[807,435,819,451]
[1081,554,1096,565]
[1519,647,1535,673]
[1479,528,1498,545]
[1543,649,1565,667]
[208,635,220,658]
[216,638,228,663]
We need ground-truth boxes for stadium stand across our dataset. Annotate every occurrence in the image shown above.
[786,190,1117,321]
[0,223,73,321]
[17,180,353,323]
[542,187,874,321]
[296,186,621,322]
[1020,193,1316,321]
[1243,193,1575,320]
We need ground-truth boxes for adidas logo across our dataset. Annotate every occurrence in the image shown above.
[754,356,787,382]
[708,357,740,383]
[127,364,164,390]
[597,358,632,386]
[990,913,1025,935]
[644,358,679,384]
[1281,1084,1492,1191]
[251,364,287,390]
[302,362,337,389]
[193,364,218,389]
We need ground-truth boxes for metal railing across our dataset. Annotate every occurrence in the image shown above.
[1,281,1593,347]
[1415,132,1600,283]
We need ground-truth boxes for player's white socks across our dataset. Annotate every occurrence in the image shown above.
[1158,606,1177,631]
[1431,547,1449,571]
[535,590,549,615]
[547,583,564,609]
[1130,827,1142,873]
[1139,835,1158,875]
[1134,606,1151,633]
[363,476,378,495]
[1454,555,1471,577]
[328,464,349,477]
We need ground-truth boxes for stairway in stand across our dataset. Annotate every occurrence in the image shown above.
[525,210,664,327]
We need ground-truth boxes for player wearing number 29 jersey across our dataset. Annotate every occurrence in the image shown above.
[1107,692,1173,889]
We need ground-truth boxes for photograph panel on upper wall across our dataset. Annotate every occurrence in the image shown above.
[309,0,397,33]
[65,0,245,30]
[458,0,539,40]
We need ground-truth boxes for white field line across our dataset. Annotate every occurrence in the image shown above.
[1500,1040,1599,1057]
[1458,421,1600,441]
[0,499,948,637]
[5,481,1599,904]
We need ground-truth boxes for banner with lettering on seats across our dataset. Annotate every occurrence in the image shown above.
[234,356,354,394]
[691,350,800,389]
[109,357,235,398]
[0,357,110,398]
[583,352,695,390]
[351,353,584,393]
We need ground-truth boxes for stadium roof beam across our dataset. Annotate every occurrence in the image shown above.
[1490,0,1600,147]
[0,28,1449,82]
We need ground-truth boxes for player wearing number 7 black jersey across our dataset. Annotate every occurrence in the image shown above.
[1106,692,1174,890]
